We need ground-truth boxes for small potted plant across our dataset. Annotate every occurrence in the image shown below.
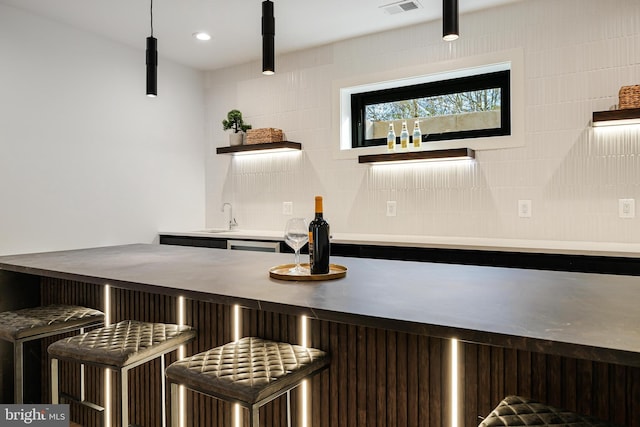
[222,109,252,146]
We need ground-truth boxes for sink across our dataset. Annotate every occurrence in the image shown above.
[199,228,234,233]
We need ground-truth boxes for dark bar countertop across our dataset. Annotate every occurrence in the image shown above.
[1,243,639,367]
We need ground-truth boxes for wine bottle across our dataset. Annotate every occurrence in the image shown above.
[387,123,396,152]
[412,120,422,149]
[308,196,330,274]
[400,122,409,150]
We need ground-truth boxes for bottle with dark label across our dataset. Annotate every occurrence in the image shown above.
[308,196,330,274]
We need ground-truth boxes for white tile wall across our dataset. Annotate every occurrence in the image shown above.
[205,0,640,244]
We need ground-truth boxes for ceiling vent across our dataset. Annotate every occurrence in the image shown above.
[380,0,423,15]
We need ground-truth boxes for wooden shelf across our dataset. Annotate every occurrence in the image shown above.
[216,141,301,155]
[358,148,475,164]
[592,108,640,127]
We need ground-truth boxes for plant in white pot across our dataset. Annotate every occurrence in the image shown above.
[222,110,252,146]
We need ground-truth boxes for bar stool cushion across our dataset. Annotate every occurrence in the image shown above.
[165,337,329,405]
[478,395,620,427]
[48,320,195,368]
[0,304,104,341]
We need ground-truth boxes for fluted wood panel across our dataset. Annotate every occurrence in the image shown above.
[40,278,104,427]
[110,287,181,427]
[463,342,640,427]
[40,279,640,427]
[307,319,448,427]
[183,299,233,427]
[241,309,300,427]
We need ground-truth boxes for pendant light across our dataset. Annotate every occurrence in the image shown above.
[146,0,158,96]
[442,0,459,41]
[262,0,275,75]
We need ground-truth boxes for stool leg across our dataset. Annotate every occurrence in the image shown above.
[79,327,85,402]
[103,369,109,427]
[249,406,259,427]
[161,354,166,427]
[120,367,129,427]
[14,340,23,403]
[51,358,59,404]
[286,390,292,427]
[170,382,179,427]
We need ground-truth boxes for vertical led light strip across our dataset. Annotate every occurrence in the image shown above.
[233,304,242,427]
[104,285,111,427]
[178,296,186,427]
[300,315,309,427]
[301,315,308,347]
[233,304,241,342]
[451,338,459,427]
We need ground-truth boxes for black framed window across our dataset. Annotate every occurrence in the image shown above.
[350,70,511,148]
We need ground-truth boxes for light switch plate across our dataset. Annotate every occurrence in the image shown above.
[386,201,397,217]
[283,202,293,215]
[518,200,532,218]
[619,199,635,218]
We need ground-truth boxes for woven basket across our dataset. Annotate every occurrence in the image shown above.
[246,128,284,144]
[619,85,640,109]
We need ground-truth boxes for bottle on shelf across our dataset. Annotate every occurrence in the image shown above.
[386,123,396,152]
[308,196,330,274]
[400,122,409,150]
[412,120,422,149]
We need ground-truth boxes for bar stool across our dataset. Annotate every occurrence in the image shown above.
[0,304,104,403]
[165,336,329,427]
[478,395,621,427]
[48,320,196,427]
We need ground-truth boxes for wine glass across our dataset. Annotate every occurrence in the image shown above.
[284,218,309,274]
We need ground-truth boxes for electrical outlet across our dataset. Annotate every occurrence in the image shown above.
[282,201,293,215]
[619,199,635,218]
[518,200,532,218]
[386,201,397,217]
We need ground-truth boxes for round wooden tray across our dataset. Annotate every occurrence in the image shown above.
[269,263,347,281]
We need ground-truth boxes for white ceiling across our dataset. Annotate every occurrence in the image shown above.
[0,0,522,71]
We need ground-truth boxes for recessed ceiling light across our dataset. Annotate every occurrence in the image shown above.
[193,32,211,41]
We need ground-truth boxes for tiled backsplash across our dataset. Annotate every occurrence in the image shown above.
[205,0,640,244]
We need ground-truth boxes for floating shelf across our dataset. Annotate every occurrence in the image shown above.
[358,148,475,164]
[216,141,301,155]
[592,108,640,127]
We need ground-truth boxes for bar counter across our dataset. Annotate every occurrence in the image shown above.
[1,243,639,426]
[1,243,639,365]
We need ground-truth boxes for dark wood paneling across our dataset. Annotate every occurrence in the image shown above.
[40,278,639,427]
[40,278,104,427]
[307,319,447,427]
[111,287,180,427]
[463,342,640,427]
[183,299,232,427]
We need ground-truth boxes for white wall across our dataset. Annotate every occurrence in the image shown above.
[205,0,640,244]
[0,5,206,255]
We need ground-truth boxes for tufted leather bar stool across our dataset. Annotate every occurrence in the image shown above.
[0,304,104,403]
[478,395,621,427]
[165,336,329,427]
[48,320,196,427]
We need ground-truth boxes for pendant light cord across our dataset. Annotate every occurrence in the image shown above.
[150,0,154,37]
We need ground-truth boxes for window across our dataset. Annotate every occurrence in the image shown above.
[350,70,510,148]
[333,50,524,159]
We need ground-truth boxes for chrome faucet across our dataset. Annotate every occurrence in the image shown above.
[221,202,238,230]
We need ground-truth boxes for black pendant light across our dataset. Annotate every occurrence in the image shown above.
[443,0,459,41]
[146,0,158,96]
[262,0,275,75]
